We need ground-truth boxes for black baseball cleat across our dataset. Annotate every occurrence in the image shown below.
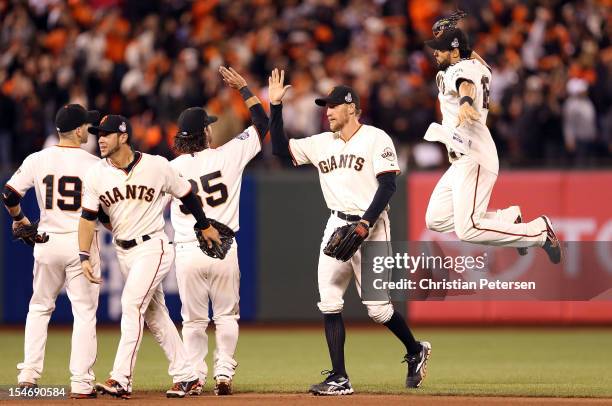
[541,216,563,264]
[309,370,354,396]
[70,390,97,399]
[514,209,528,256]
[404,341,432,388]
[214,375,232,396]
[95,378,131,399]
[18,382,37,389]
[166,378,202,398]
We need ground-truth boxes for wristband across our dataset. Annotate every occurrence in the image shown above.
[196,219,211,230]
[460,96,474,106]
[79,251,90,263]
[12,211,25,221]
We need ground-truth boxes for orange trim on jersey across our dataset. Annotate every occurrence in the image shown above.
[470,165,546,238]
[4,184,23,198]
[376,169,401,177]
[128,239,164,381]
[54,145,81,149]
[287,141,298,166]
[107,151,143,175]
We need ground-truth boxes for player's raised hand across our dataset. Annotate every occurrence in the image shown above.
[81,260,102,284]
[457,102,480,127]
[268,68,291,105]
[219,66,247,89]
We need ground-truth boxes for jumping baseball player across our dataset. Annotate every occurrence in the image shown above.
[268,68,431,395]
[169,66,268,396]
[77,114,222,399]
[423,28,562,263]
[1,104,102,398]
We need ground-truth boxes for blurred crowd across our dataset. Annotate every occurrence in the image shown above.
[0,0,610,171]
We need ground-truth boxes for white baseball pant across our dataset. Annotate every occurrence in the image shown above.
[18,232,100,394]
[317,211,395,324]
[425,155,548,247]
[110,235,197,391]
[175,241,240,381]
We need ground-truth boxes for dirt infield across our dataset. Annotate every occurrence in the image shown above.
[5,393,612,405]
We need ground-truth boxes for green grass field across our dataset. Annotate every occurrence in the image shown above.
[0,327,611,398]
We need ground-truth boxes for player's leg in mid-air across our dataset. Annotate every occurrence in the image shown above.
[447,156,561,263]
[426,161,528,256]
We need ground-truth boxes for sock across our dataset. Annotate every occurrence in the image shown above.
[384,311,422,355]
[324,313,346,377]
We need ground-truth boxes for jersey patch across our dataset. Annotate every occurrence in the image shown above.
[381,147,395,161]
[235,131,250,140]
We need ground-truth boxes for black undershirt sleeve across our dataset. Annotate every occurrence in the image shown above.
[179,191,210,229]
[361,172,397,225]
[98,209,110,224]
[269,103,291,158]
[239,86,269,141]
[81,207,98,221]
[2,185,21,207]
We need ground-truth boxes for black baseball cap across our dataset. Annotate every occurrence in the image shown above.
[55,104,100,132]
[88,114,132,137]
[315,85,360,108]
[176,107,217,136]
[425,27,470,52]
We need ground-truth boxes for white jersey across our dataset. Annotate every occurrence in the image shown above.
[170,126,261,242]
[82,152,191,241]
[289,124,399,215]
[430,58,499,175]
[6,146,100,234]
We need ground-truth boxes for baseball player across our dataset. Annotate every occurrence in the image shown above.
[1,104,102,398]
[423,28,562,263]
[268,69,431,395]
[169,66,268,395]
[77,114,221,399]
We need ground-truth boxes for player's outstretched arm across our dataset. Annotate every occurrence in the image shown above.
[457,80,481,127]
[268,68,292,158]
[78,216,102,284]
[219,66,269,141]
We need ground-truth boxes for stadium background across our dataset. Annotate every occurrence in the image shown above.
[0,0,611,400]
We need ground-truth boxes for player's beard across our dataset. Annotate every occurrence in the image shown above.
[101,142,121,158]
[436,54,451,71]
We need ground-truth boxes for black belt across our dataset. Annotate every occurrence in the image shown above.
[331,210,361,222]
[116,235,151,250]
[449,149,463,160]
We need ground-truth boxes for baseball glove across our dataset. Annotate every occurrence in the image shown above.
[323,222,369,262]
[432,9,467,36]
[194,219,235,260]
[13,221,49,247]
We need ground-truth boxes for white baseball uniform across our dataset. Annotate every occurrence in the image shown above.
[425,59,547,247]
[6,145,101,394]
[170,126,260,381]
[82,151,197,391]
[289,124,400,324]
